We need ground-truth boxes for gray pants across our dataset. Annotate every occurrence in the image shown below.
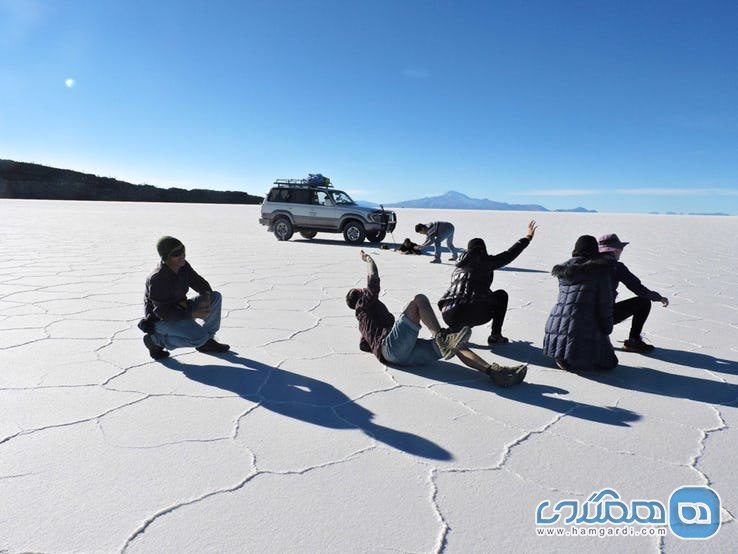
[431,225,457,261]
[151,291,222,350]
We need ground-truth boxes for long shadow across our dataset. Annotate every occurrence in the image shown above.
[477,340,553,368]
[498,266,549,274]
[488,341,738,406]
[161,353,452,461]
[584,363,738,406]
[293,237,386,249]
[641,346,737,375]
[389,361,641,427]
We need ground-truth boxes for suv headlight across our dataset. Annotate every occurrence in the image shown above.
[367,212,384,222]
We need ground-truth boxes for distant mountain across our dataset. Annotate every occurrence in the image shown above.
[0,159,263,204]
[555,207,597,213]
[355,199,380,208]
[385,190,596,213]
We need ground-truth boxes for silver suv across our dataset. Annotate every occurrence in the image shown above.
[259,178,397,244]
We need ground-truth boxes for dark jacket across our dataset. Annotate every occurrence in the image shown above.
[354,275,395,362]
[603,254,663,302]
[144,262,212,321]
[543,256,617,371]
[437,237,530,312]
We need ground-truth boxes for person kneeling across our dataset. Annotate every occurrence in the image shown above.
[140,236,230,359]
[543,235,617,372]
[347,250,526,387]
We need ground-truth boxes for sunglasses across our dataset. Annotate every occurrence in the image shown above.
[170,248,185,258]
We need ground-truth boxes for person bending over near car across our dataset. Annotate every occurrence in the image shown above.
[414,221,458,263]
[346,250,527,387]
[598,233,669,352]
[438,220,537,346]
[543,235,617,372]
[140,236,230,359]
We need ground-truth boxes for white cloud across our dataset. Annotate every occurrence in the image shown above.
[514,187,738,197]
[514,189,601,196]
[402,68,429,79]
[615,188,738,196]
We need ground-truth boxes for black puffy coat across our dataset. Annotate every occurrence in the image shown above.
[438,237,529,312]
[543,256,617,371]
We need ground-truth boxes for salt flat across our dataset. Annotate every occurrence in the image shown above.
[0,199,736,553]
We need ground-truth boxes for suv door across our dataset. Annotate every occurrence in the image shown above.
[288,188,313,227]
[308,190,336,229]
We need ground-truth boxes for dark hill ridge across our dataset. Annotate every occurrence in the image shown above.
[0,159,263,204]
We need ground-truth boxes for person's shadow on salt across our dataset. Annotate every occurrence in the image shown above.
[473,340,552,367]
[498,266,549,274]
[161,353,452,461]
[642,347,737,375]
[389,361,641,427]
[480,340,736,405]
[583,363,738,405]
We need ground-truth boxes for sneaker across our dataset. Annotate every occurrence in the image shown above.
[487,363,527,387]
[487,333,509,345]
[449,254,458,262]
[196,338,231,353]
[143,334,169,360]
[430,258,441,264]
[623,337,655,353]
[435,326,472,359]
[555,358,570,371]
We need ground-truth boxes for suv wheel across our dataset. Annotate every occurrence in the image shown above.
[299,231,317,239]
[366,230,386,243]
[343,221,366,244]
[273,218,294,241]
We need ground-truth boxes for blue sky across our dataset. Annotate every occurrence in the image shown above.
[1,0,736,214]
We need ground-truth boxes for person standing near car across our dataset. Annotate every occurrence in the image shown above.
[414,221,458,263]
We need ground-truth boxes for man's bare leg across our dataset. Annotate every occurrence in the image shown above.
[403,294,442,335]
[455,348,492,372]
[456,347,527,387]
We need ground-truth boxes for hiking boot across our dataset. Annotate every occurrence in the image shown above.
[487,333,509,345]
[623,337,655,353]
[143,334,169,360]
[196,338,231,353]
[430,258,441,264]
[435,326,472,360]
[486,363,527,387]
[555,358,570,371]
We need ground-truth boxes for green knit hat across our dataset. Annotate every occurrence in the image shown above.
[156,236,184,262]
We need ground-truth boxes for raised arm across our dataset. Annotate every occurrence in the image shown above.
[488,220,537,269]
[361,250,378,278]
[525,219,537,240]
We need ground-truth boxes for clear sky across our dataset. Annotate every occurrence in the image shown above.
[1,0,737,214]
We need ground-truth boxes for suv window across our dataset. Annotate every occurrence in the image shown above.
[315,191,332,206]
[331,191,355,205]
[267,188,313,204]
[267,188,291,202]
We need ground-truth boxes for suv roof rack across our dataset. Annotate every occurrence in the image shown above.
[273,175,333,188]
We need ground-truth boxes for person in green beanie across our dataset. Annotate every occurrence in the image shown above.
[141,236,229,359]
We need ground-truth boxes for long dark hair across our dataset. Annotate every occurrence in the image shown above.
[572,235,599,258]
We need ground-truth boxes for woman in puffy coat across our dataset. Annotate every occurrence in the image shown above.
[543,235,617,372]
[438,221,536,345]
